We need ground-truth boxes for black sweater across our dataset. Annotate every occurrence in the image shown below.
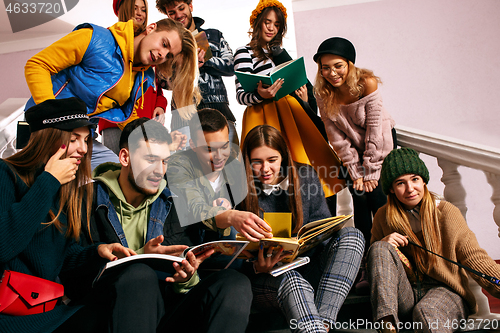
[0,160,103,333]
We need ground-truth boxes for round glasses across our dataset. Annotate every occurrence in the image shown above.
[320,63,347,77]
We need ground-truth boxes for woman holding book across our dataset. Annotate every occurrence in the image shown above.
[313,37,396,294]
[97,0,193,155]
[368,147,500,332]
[234,0,343,211]
[0,98,150,332]
[239,125,364,332]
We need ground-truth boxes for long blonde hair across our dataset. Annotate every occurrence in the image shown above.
[4,128,93,241]
[153,19,201,120]
[314,60,381,118]
[386,185,441,273]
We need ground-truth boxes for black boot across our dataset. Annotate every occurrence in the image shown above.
[355,257,370,295]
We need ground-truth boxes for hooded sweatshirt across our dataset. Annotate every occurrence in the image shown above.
[93,162,166,253]
[25,20,151,126]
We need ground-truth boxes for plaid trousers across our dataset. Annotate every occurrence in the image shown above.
[367,241,468,333]
[251,227,364,333]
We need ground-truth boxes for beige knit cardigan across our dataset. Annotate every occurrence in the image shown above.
[371,200,500,314]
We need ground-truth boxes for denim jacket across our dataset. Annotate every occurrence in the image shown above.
[83,181,190,249]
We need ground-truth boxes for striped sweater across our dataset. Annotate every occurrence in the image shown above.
[234,45,275,106]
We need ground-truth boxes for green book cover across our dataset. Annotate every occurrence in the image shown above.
[235,57,308,101]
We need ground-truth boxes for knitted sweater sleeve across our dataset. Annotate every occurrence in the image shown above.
[317,96,362,180]
[0,163,61,263]
[362,90,387,181]
[449,204,500,297]
[202,32,234,77]
[234,46,265,106]
[24,28,92,104]
[62,242,105,275]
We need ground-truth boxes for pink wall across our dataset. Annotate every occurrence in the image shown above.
[0,49,41,105]
[294,0,500,258]
[294,0,500,146]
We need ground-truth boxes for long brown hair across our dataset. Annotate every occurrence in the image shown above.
[4,127,93,240]
[119,0,148,34]
[153,18,201,120]
[249,7,287,61]
[386,185,441,273]
[314,59,381,118]
[240,125,303,233]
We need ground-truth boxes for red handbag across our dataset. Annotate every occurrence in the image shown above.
[0,270,64,316]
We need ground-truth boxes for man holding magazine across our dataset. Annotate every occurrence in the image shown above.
[66,118,252,333]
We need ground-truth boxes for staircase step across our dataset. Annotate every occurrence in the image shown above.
[246,291,370,333]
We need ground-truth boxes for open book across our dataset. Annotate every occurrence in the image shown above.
[237,215,352,263]
[181,240,249,268]
[194,31,213,62]
[235,57,308,101]
[94,240,248,286]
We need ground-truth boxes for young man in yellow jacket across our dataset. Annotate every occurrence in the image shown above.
[24,18,198,169]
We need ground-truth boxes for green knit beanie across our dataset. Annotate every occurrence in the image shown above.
[380,147,430,195]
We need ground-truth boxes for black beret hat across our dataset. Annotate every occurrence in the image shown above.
[25,98,94,133]
[313,37,356,64]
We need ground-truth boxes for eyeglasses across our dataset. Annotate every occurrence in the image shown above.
[320,63,347,77]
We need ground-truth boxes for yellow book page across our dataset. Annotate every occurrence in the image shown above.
[297,220,351,257]
[236,234,300,262]
[297,215,351,239]
[263,212,292,238]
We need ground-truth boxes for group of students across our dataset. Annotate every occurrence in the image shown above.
[3,0,500,332]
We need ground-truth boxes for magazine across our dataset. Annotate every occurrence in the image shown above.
[237,215,353,263]
[94,240,249,285]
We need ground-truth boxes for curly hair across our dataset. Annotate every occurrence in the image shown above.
[314,59,381,118]
[249,6,287,61]
[156,0,191,15]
